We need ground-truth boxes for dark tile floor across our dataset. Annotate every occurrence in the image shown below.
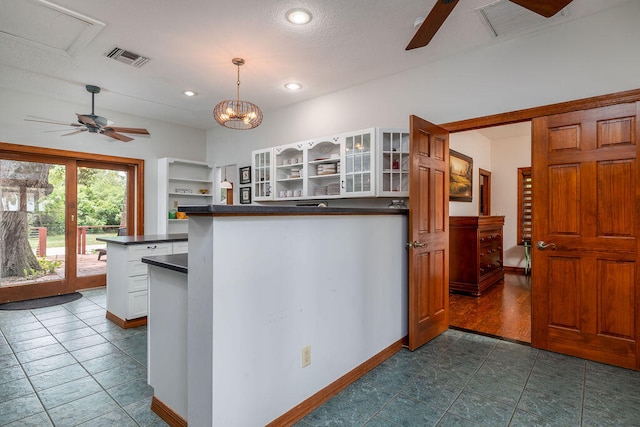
[0,288,166,426]
[297,330,640,426]
[3,290,640,426]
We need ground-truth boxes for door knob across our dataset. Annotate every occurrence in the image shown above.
[406,241,426,248]
[536,241,557,251]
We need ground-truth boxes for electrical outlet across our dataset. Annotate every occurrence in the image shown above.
[302,345,311,367]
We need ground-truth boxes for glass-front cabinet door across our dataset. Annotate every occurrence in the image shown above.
[252,148,273,201]
[378,129,410,197]
[342,128,375,197]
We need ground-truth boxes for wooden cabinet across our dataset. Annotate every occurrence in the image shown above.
[449,216,504,296]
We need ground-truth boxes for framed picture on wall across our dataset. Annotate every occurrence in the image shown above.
[239,166,251,184]
[449,150,473,202]
[240,186,252,204]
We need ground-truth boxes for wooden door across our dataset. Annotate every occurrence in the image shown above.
[532,103,640,369]
[408,115,450,350]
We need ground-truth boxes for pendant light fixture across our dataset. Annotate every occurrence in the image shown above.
[220,165,233,189]
[214,58,263,130]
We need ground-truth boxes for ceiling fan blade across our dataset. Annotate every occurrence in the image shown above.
[76,113,98,128]
[62,129,88,137]
[101,130,133,142]
[105,126,150,135]
[509,0,572,18]
[24,117,82,127]
[406,0,459,50]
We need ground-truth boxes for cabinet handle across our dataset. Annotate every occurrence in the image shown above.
[341,180,345,189]
[147,245,158,250]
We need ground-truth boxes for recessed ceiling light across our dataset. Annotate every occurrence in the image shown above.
[286,8,312,25]
[183,90,197,97]
[285,82,302,91]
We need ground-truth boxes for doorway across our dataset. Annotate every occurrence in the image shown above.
[446,122,532,342]
[0,143,143,303]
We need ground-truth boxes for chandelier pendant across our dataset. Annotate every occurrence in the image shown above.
[214,58,263,130]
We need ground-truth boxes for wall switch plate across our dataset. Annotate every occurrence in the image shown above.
[302,345,311,367]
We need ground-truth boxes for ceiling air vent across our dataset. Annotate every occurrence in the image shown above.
[477,0,568,37]
[105,47,149,68]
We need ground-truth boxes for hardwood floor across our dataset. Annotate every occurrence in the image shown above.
[449,273,531,343]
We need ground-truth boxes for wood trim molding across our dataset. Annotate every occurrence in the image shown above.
[441,87,640,132]
[151,396,188,427]
[266,338,405,426]
[105,311,147,329]
[503,266,526,275]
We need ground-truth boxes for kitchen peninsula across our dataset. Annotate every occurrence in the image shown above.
[147,204,408,426]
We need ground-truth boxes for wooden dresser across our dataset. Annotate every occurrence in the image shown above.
[449,216,505,296]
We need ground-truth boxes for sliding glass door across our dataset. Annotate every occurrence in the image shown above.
[0,155,72,301]
[0,144,142,304]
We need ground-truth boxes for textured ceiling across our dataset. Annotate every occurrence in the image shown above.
[0,0,628,130]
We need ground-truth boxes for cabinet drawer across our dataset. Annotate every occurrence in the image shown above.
[127,243,172,260]
[127,290,148,319]
[127,260,148,277]
[128,275,148,293]
[172,241,188,254]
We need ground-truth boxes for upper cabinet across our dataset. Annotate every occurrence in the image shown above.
[250,127,409,202]
[343,129,375,198]
[274,142,306,199]
[252,149,273,201]
[158,158,213,234]
[306,136,341,198]
[378,129,410,197]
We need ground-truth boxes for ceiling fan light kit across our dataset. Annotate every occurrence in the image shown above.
[214,58,263,130]
[24,84,150,142]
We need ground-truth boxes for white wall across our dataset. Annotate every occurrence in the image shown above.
[207,1,640,169]
[449,131,492,216]
[491,134,532,269]
[0,87,207,234]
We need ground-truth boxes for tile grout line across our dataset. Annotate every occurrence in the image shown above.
[1,294,149,426]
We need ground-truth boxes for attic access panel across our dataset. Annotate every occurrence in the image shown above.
[0,0,105,57]
[477,0,569,38]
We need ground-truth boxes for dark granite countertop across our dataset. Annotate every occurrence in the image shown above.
[179,205,408,216]
[141,253,188,274]
[96,233,188,245]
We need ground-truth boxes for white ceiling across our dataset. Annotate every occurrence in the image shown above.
[0,0,628,130]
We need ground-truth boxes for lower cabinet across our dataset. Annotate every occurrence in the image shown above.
[449,216,504,296]
[106,241,186,324]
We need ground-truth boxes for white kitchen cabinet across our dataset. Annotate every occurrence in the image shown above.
[377,129,410,197]
[104,240,181,326]
[306,136,341,198]
[342,128,375,198]
[249,127,406,202]
[158,158,213,234]
[274,142,306,200]
[252,148,273,201]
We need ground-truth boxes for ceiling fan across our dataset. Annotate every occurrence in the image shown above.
[406,0,574,50]
[25,85,150,142]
